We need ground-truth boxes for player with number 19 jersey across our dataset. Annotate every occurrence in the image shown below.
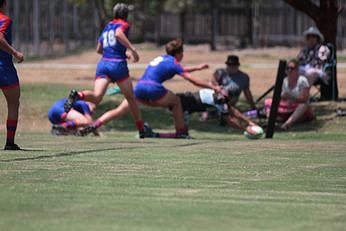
[96,19,130,83]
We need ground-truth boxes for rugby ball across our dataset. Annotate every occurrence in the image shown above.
[244,125,264,139]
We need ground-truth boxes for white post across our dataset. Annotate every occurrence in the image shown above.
[73,5,79,37]
[63,0,69,52]
[33,0,40,55]
[252,1,260,48]
[48,0,55,53]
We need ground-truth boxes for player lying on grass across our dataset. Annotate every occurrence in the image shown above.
[176,88,260,135]
[48,98,99,136]
[64,3,149,138]
[77,38,222,138]
[0,0,24,150]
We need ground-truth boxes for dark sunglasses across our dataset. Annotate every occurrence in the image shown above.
[286,66,297,71]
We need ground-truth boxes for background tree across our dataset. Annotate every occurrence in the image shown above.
[70,0,141,31]
[283,0,344,100]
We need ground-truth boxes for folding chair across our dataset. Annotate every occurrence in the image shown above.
[311,43,337,101]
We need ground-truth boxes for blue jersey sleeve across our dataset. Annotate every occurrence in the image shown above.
[174,63,185,76]
[100,19,130,60]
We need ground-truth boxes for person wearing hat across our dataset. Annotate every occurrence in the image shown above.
[199,55,255,122]
[212,55,255,108]
[297,26,330,86]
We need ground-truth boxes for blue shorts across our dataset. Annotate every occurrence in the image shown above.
[48,99,66,124]
[48,99,91,124]
[134,81,167,102]
[96,59,129,83]
[0,59,19,89]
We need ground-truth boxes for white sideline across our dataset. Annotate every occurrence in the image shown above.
[16,63,346,70]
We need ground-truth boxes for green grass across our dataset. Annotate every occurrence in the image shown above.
[0,83,346,230]
[0,133,345,231]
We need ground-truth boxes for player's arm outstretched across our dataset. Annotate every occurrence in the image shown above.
[225,104,258,135]
[183,63,209,73]
[115,28,139,62]
[0,32,23,62]
[181,72,222,93]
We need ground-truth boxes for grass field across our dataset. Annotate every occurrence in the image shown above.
[0,134,346,230]
[1,47,346,230]
[1,83,346,231]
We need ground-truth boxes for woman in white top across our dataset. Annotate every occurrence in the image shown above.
[265,59,314,130]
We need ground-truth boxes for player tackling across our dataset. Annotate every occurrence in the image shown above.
[64,3,149,138]
[78,39,223,138]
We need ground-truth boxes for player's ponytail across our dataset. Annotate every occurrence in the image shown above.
[113,3,129,21]
[165,39,184,57]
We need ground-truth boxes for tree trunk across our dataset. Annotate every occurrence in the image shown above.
[33,0,40,55]
[283,0,340,100]
[318,0,339,100]
[93,0,109,32]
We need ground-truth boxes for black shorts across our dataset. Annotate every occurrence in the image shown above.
[177,91,230,115]
[177,91,209,113]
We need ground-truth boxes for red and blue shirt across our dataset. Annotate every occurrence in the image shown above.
[98,19,129,60]
[139,55,185,84]
[0,12,12,60]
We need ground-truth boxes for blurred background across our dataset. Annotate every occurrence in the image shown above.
[7,0,346,58]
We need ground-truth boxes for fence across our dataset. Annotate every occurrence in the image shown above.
[6,0,346,57]
[8,0,99,57]
[135,1,346,49]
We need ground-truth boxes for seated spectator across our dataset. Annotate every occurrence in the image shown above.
[298,26,330,86]
[264,59,314,130]
[201,55,256,121]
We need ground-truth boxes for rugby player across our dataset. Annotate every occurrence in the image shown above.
[48,98,97,136]
[64,3,148,138]
[177,88,259,135]
[79,39,222,138]
[0,0,24,150]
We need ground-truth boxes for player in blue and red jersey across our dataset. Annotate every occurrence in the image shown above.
[64,3,148,138]
[0,0,24,150]
[79,39,222,138]
[48,98,97,136]
[133,39,221,138]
